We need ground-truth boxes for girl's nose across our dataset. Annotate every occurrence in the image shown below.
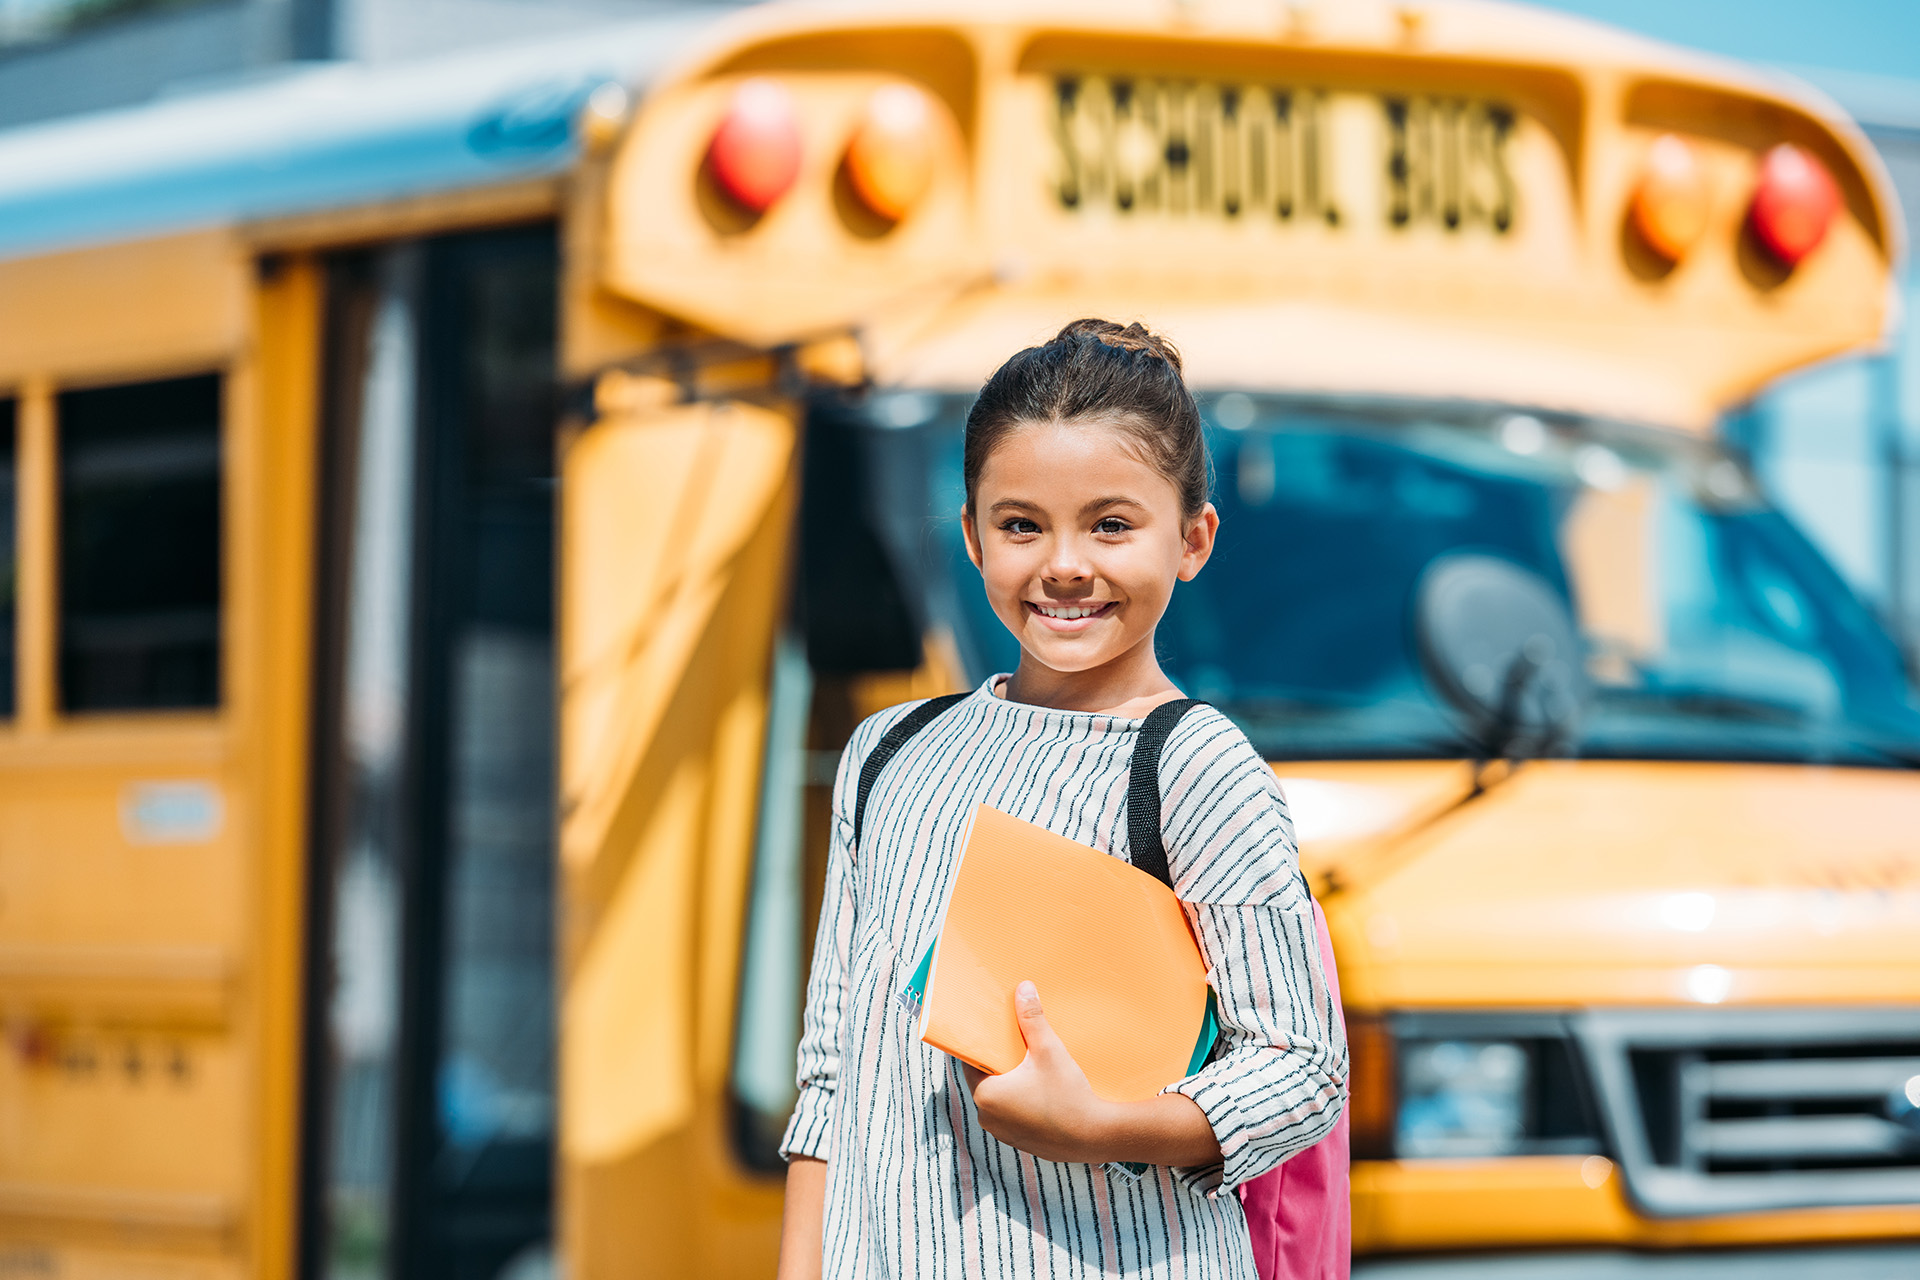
[1042,535,1093,584]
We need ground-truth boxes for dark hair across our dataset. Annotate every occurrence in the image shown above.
[963,318,1209,517]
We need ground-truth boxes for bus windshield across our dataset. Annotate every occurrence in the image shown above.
[916,395,1920,767]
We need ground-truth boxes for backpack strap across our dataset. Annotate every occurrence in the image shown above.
[1127,698,1207,890]
[853,691,971,848]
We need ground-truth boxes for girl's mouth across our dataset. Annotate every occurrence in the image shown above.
[1025,600,1118,630]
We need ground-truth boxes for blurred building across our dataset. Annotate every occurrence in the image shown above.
[0,0,726,128]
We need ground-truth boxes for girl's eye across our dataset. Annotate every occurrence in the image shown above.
[1000,517,1040,535]
[1093,517,1131,535]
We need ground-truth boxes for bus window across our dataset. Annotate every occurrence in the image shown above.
[56,373,221,711]
[0,396,13,717]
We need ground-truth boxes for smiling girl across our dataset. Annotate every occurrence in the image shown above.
[776,320,1347,1279]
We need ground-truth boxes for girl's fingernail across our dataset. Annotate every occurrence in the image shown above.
[1017,981,1039,1004]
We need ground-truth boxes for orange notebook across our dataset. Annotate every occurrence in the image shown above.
[907,804,1214,1103]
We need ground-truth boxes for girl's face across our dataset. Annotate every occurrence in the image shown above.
[962,419,1218,677]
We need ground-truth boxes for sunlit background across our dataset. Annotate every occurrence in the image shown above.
[2,3,1918,1280]
[2,0,1914,679]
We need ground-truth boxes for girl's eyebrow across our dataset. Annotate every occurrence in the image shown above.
[987,496,1149,515]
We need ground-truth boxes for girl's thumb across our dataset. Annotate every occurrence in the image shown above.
[1014,981,1058,1050]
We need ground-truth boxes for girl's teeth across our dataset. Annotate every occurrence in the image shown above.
[1039,604,1100,619]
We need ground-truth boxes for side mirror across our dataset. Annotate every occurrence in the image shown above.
[1415,554,1586,759]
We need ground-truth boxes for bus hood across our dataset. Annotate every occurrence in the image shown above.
[1281,759,1920,1008]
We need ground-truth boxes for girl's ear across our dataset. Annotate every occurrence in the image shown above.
[961,505,985,571]
[1176,503,1220,582]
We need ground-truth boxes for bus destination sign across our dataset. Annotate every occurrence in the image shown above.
[1050,75,1518,237]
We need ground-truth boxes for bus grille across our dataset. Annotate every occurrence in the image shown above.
[1575,1009,1920,1216]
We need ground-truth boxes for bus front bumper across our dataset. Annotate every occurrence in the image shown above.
[1353,1155,1920,1254]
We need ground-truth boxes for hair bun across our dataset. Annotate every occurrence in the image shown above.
[1056,318,1184,374]
[965,316,1209,518]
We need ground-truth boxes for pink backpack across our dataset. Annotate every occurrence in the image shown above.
[1237,894,1350,1280]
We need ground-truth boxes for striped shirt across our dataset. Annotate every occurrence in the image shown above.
[781,676,1348,1279]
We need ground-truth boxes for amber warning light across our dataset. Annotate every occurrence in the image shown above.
[1630,134,1710,262]
[844,85,937,223]
[706,78,802,214]
[1747,143,1840,267]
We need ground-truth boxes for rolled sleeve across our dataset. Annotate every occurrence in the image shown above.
[1166,896,1346,1196]
[780,1081,838,1162]
[1156,716,1349,1196]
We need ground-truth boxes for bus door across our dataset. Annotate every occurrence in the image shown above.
[553,368,968,1277]
[553,377,799,1278]
[301,225,561,1280]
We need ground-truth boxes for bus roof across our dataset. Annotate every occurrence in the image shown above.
[596,0,1904,426]
[0,0,1902,426]
[2,0,1889,266]
[0,11,718,262]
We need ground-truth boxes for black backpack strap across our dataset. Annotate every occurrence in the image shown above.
[853,691,971,848]
[1127,698,1207,890]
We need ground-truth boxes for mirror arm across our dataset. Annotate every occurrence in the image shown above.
[1478,648,1543,769]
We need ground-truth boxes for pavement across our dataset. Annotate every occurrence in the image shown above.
[1353,1244,1920,1278]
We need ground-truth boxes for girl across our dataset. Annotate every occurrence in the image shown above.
[777,320,1347,1279]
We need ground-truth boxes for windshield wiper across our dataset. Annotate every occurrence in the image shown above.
[1587,689,1920,769]
[1595,687,1813,726]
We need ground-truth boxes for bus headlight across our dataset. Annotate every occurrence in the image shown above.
[1397,1039,1530,1157]
[1348,1016,1605,1161]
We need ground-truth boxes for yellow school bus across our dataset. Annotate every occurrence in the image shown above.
[0,0,1916,1277]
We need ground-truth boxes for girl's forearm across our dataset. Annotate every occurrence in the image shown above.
[1093,1092,1222,1168]
[775,1155,827,1280]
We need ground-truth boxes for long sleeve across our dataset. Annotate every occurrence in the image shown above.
[778,705,912,1162]
[1157,712,1348,1195]
[778,761,858,1162]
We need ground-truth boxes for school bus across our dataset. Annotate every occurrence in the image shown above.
[0,0,1917,1277]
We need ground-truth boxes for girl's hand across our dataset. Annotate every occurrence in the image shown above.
[962,981,1226,1169]
[962,981,1116,1163]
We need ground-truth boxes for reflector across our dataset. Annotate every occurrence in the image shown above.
[706,78,802,214]
[1747,143,1840,267]
[844,84,936,223]
[1629,134,1709,261]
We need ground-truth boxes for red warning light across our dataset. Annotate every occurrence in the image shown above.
[844,85,937,223]
[1629,134,1710,261]
[706,78,802,214]
[1747,143,1840,267]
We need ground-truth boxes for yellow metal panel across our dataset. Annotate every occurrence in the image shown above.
[244,252,323,1280]
[0,233,311,1279]
[0,943,230,1027]
[1353,1155,1636,1250]
[1293,760,1920,1009]
[558,397,796,1279]
[0,232,247,387]
[13,378,52,733]
[246,177,561,254]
